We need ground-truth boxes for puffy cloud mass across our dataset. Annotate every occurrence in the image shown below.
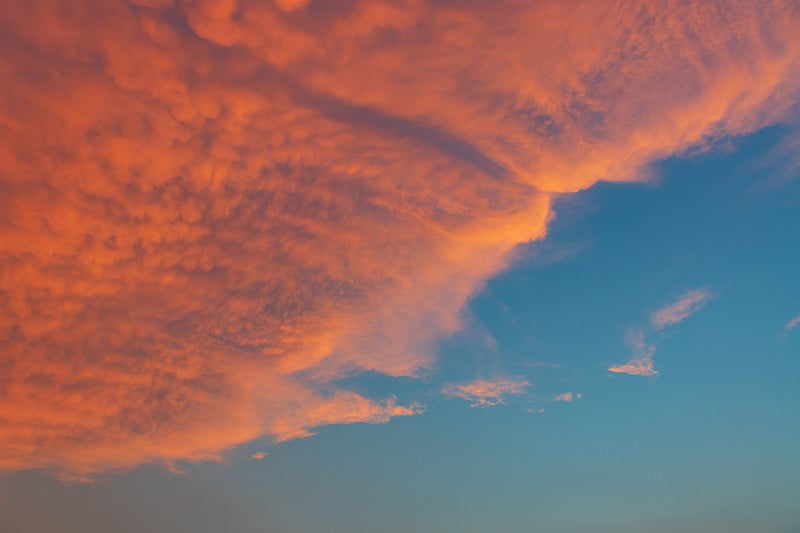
[1,0,799,476]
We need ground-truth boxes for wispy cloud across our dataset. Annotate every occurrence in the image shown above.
[611,287,712,376]
[251,452,268,461]
[553,392,582,402]
[650,289,713,330]
[787,314,800,332]
[442,378,530,408]
[609,331,658,377]
[608,354,658,376]
[514,239,594,268]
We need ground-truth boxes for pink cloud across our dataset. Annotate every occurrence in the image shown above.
[609,332,658,377]
[553,392,581,402]
[442,378,530,407]
[650,289,713,330]
[786,314,800,331]
[608,358,658,377]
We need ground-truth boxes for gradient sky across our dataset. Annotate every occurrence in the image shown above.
[1,1,799,532]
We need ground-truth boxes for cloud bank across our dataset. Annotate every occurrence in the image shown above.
[1,0,799,476]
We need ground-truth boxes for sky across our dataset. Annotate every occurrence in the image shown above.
[0,1,799,532]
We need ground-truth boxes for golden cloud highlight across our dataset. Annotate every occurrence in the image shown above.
[1,0,799,476]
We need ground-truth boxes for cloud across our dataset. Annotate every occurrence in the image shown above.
[787,315,800,331]
[442,378,530,407]
[553,392,582,402]
[609,331,658,377]
[608,356,658,377]
[612,288,712,376]
[1,0,799,476]
[650,289,713,330]
[251,452,268,460]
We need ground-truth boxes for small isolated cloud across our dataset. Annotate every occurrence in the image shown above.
[786,314,800,332]
[553,392,581,402]
[651,288,713,330]
[442,377,529,407]
[251,452,268,461]
[608,356,657,377]
[609,331,658,377]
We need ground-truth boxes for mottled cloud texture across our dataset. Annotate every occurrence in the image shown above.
[1,1,799,476]
[651,289,713,330]
[442,378,530,407]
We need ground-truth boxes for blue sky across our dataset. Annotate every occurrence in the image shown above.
[3,125,798,533]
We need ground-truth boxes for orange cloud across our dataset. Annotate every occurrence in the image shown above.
[650,289,713,330]
[1,0,799,476]
[442,378,530,407]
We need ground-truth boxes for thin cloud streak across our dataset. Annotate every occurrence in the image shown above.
[442,378,530,408]
[610,288,712,377]
[787,315,800,331]
[651,289,713,330]
[608,355,658,377]
[1,0,799,476]
[553,392,581,402]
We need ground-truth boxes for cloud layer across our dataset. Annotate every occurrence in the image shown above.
[1,0,799,475]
